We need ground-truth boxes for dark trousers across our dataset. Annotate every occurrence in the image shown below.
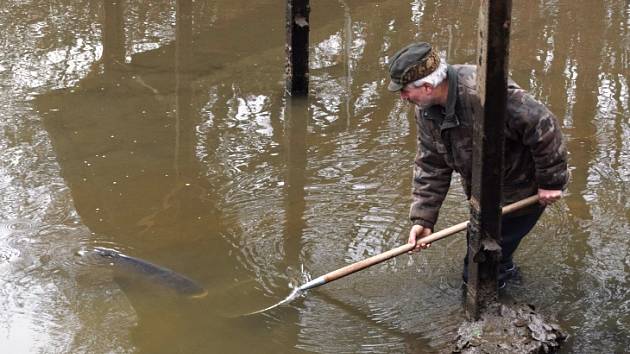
[462,206,545,282]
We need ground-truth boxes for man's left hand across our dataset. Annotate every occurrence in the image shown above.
[538,188,562,206]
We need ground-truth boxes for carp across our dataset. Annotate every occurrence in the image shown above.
[88,247,208,298]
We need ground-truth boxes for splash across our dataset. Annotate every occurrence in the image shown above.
[240,264,317,316]
[242,287,304,316]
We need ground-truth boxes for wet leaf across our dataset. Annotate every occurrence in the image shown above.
[514,318,528,327]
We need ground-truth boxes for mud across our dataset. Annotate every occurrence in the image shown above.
[453,302,566,353]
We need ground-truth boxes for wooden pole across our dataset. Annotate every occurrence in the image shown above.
[285,0,310,95]
[466,0,512,320]
[295,196,538,292]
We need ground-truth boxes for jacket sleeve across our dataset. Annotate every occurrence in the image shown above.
[410,108,453,229]
[507,91,569,190]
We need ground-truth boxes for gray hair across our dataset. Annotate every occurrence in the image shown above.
[409,60,448,88]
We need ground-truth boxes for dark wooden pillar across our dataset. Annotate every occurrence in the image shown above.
[103,0,125,74]
[466,0,512,320]
[285,0,310,95]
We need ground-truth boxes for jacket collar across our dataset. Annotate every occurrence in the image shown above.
[441,64,460,130]
[422,65,460,131]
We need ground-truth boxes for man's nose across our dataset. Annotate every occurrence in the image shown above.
[400,91,407,99]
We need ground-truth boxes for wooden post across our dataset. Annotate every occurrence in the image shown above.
[285,0,310,95]
[465,0,512,320]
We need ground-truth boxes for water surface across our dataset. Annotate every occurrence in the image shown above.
[0,0,628,353]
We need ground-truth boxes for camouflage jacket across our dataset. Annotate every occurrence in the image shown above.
[410,64,568,229]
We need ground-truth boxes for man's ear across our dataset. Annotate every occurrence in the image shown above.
[423,84,434,95]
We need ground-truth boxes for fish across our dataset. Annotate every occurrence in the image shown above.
[89,247,208,298]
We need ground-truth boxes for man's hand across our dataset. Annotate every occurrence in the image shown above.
[408,225,433,253]
[538,188,562,206]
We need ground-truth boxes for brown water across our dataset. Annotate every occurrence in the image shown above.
[0,0,628,353]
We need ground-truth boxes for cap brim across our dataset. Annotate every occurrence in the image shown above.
[387,80,403,92]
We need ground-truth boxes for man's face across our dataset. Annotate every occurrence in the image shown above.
[399,83,436,109]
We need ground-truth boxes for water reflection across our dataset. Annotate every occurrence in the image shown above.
[506,1,630,352]
[34,1,280,352]
[0,0,628,353]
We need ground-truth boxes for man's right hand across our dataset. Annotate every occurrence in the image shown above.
[408,225,433,253]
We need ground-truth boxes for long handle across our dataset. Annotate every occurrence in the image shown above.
[298,194,540,291]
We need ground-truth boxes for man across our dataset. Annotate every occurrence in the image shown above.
[388,42,568,287]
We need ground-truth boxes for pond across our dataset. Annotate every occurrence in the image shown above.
[0,0,628,353]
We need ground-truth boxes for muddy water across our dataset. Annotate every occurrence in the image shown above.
[0,0,628,353]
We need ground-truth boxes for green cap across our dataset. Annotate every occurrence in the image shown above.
[387,42,441,92]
